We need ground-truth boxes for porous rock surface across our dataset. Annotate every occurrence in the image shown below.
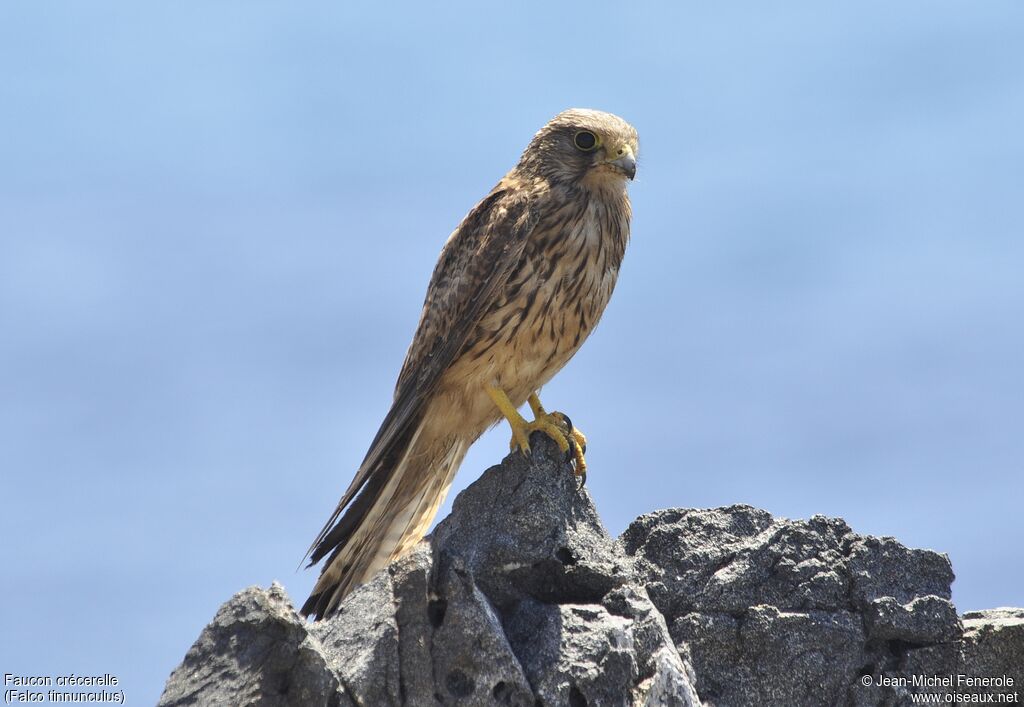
[160,438,1023,706]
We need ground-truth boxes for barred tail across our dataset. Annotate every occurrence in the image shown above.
[301,424,466,620]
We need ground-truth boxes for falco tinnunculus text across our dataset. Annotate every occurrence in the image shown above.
[302,109,639,619]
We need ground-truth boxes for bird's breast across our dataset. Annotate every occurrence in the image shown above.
[455,192,629,406]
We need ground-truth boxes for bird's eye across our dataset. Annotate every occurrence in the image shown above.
[573,130,600,152]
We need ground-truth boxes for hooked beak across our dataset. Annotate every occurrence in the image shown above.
[607,144,637,180]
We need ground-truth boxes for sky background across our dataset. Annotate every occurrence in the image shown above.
[2,2,1023,703]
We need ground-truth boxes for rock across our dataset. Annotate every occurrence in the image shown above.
[424,436,698,705]
[960,608,1024,699]
[621,506,975,706]
[430,434,632,612]
[157,582,348,707]
[846,535,955,608]
[863,595,961,644]
[424,558,535,706]
[160,441,1023,706]
[312,569,401,705]
[160,437,698,705]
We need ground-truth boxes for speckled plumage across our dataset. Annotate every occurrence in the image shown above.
[302,109,639,619]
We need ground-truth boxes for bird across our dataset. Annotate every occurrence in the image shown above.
[301,108,639,619]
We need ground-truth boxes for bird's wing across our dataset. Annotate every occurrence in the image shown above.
[304,179,540,564]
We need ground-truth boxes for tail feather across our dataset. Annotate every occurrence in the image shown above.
[304,420,421,568]
[301,421,466,620]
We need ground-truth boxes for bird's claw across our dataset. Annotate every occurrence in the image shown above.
[490,388,589,487]
[507,409,587,482]
[551,412,588,488]
[509,415,568,456]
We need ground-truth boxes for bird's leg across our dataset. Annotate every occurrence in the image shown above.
[486,386,569,456]
[526,392,546,418]
[485,386,588,483]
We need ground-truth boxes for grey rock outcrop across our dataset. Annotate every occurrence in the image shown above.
[158,582,345,707]
[622,507,968,705]
[160,439,1023,706]
[960,609,1024,698]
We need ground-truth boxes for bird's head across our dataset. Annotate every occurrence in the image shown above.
[517,108,639,189]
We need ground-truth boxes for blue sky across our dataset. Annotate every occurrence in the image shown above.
[2,2,1022,703]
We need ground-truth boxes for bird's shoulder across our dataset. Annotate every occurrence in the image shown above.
[444,174,550,252]
[394,174,550,395]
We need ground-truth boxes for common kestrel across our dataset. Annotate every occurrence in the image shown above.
[302,109,638,619]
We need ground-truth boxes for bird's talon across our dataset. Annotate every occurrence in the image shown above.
[545,410,587,480]
[509,429,533,457]
[559,413,574,434]
[490,388,589,479]
[566,437,578,463]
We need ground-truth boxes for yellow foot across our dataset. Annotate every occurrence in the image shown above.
[527,393,588,486]
[485,388,589,486]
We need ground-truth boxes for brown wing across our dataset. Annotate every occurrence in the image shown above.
[303,178,541,565]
